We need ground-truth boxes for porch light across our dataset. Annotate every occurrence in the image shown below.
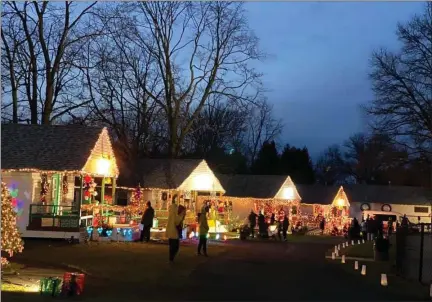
[337,198,345,208]
[282,187,294,199]
[193,174,212,191]
[96,157,111,176]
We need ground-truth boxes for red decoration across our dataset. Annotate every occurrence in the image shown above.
[62,272,85,296]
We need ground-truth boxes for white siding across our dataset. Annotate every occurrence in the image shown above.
[1,172,35,233]
[350,201,431,223]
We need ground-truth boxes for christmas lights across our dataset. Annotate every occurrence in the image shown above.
[1,182,24,266]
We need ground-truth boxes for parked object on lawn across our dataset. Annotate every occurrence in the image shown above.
[40,277,62,296]
[62,272,85,296]
[239,225,250,240]
[374,236,390,261]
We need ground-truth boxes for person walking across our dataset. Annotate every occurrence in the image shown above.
[197,206,209,256]
[166,199,186,263]
[248,210,257,238]
[282,215,289,241]
[319,217,325,235]
[140,201,155,242]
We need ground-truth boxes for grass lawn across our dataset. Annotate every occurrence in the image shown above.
[7,239,226,299]
[328,238,431,300]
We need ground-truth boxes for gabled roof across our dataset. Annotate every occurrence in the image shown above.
[118,158,203,189]
[1,124,104,172]
[296,184,341,205]
[344,184,432,206]
[216,174,288,199]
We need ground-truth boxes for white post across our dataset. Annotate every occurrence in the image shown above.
[354,261,358,270]
[331,252,335,260]
[361,265,367,275]
[341,255,345,264]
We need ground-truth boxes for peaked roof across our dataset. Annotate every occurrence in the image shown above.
[1,124,104,171]
[296,184,341,205]
[344,184,432,206]
[216,174,288,198]
[118,158,203,189]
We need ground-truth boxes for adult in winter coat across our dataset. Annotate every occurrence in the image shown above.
[166,200,186,263]
[140,201,155,242]
[248,210,257,238]
[282,215,289,241]
[197,207,209,256]
[319,218,325,235]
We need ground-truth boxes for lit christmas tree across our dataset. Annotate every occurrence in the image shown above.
[1,182,24,266]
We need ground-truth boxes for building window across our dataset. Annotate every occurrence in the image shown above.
[414,206,429,213]
[360,203,370,211]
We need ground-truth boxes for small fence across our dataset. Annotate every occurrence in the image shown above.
[396,223,432,284]
[29,205,81,229]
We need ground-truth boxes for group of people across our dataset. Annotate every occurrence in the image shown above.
[248,210,290,241]
[140,198,210,263]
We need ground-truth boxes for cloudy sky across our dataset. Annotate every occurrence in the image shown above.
[245,2,425,158]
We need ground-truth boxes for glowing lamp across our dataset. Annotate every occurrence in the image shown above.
[282,187,294,199]
[336,198,345,208]
[381,274,388,286]
[96,157,111,176]
[354,261,359,270]
[193,174,213,191]
[215,234,220,240]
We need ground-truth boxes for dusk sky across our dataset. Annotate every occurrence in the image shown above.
[245,2,425,158]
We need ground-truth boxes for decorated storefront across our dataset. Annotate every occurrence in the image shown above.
[297,185,351,235]
[111,159,226,240]
[1,124,119,239]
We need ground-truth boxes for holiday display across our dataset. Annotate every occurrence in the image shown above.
[130,185,142,206]
[39,277,62,296]
[62,272,85,296]
[83,175,97,202]
[40,173,50,203]
[62,175,68,197]
[1,182,24,266]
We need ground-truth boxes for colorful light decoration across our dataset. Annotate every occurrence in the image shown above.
[1,182,24,266]
[96,157,111,176]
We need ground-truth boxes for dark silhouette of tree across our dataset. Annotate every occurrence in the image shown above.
[250,141,280,175]
[280,145,315,184]
[315,144,346,185]
[366,2,432,160]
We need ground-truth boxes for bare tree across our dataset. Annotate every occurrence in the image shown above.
[315,144,346,185]
[242,99,283,163]
[124,2,264,157]
[1,1,100,124]
[366,3,432,157]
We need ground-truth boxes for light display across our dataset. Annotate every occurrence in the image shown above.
[1,182,24,266]
[83,175,97,202]
[9,184,24,218]
[96,157,111,176]
[40,173,50,203]
[282,187,294,199]
[192,174,213,191]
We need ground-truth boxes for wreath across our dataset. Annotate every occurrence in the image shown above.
[381,204,392,212]
[360,203,370,211]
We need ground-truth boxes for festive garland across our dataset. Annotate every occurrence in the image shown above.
[62,175,68,197]
[40,173,50,203]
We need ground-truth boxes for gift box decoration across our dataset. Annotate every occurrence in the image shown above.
[61,272,86,296]
[39,277,62,296]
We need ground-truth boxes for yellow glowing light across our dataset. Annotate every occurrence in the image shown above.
[337,198,345,207]
[282,187,294,199]
[192,174,213,191]
[96,157,111,176]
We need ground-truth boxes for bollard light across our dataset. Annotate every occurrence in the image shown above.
[354,261,359,270]
[342,243,345,248]
[331,252,335,260]
[351,240,354,245]
[361,265,367,275]
[335,250,339,257]
[341,255,346,264]
[362,239,365,244]
[358,240,361,245]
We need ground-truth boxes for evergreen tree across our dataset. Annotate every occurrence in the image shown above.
[280,145,315,184]
[1,182,24,266]
[251,141,280,175]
